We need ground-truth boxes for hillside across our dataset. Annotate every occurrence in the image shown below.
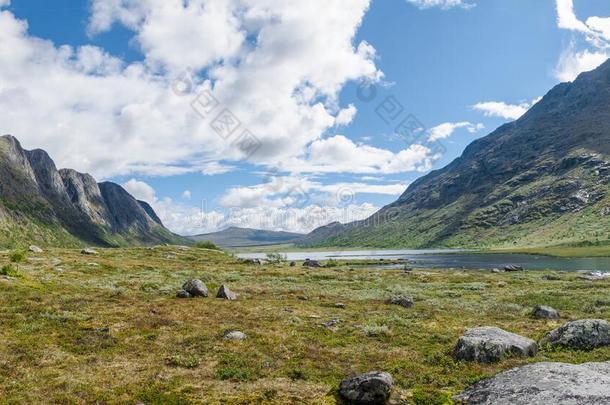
[0,135,186,247]
[302,59,610,249]
[189,227,304,247]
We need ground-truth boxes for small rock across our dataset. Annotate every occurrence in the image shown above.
[29,245,43,253]
[339,371,394,405]
[182,279,208,297]
[491,268,504,273]
[335,303,346,309]
[297,295,309,301]
[216,284,237,300]
[389,295,414,308]
[497,281,507,288]
[289,261,296,267]
[322,319,341,328]
[81,248,98,255]
[454,361,610,405]
[532,305,560,320]
[303,259,322,268]
[579,271,610,281]
[454,327,537,363]
[224,330,247,340]
[176,290,191,299]
[541,319,610,350]
[503,265,524,272]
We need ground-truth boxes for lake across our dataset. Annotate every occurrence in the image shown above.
[236,249,610,271]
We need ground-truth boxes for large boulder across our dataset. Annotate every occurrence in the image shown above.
[454,327,537,363]
[532,305,560,320]
[182,279,208,297]
[339,371,393,404]
[541,319,610,350]
[454,361,610,404]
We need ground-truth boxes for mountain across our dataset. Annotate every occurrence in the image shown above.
[302,59,610,249]
[189,227,304,247]
[0,135,186,247]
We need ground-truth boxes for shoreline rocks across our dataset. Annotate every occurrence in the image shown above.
[454,327,537,363]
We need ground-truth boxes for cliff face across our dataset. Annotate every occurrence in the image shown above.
[302,59,610,248]
[0,135,186,247]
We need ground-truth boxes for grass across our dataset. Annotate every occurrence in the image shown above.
[1,246,610,403]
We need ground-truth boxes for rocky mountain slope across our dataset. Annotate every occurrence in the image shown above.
[189,227,304,247]
[0,135,186,247]
[302,59,610,249]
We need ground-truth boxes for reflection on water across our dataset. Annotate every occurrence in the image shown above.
[237,250,610,271]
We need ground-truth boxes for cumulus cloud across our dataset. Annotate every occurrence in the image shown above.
[472,98,541,121]
[0,0,10,7]
[0,1,383,178]
[554,0,609,82]
[427,121,484,142]
[182,190,192,200]
[405,0,474,10]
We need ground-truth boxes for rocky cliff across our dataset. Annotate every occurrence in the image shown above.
[302,59,610,248]
[0,135,186,247]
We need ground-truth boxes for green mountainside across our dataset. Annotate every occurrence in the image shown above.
[302,59,610,249]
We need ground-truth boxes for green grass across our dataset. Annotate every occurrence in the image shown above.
[1,246,610,403]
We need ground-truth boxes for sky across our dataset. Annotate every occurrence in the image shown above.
[0,0,609,236]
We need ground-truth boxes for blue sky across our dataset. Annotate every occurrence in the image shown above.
[1,0,609,235]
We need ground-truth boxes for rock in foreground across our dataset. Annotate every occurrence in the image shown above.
[541,319,610,350]
[454,361,610,404]
[182,279,208,297]
[454,327,537,363]
[339,371,393,404]
[217,285,237,300]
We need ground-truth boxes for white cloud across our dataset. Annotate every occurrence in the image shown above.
[0,0,10,7]
[182,190,192,200]
[122,178,157,203]
[405,0,474,10]
[0,2,382,178]
[554,0,609,81]
[472,97,541,121]
[427,121,484,142]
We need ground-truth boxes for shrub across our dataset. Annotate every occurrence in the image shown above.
[266,252,287,264]
[194,241,221,250]
[10,250,26,263]
[0,264,22,277]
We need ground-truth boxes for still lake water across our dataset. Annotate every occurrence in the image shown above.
[237,249,610,271]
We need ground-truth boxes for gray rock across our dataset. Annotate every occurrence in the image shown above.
[532,304,560,320]
[389,295,414,308]
[339,371,393,404]
[216,284,237,300]
[541,319,610,350]
[289,261,297,267]
[29,245,43,253]
[182,279,208,297]
[322,319,341,328]
[224,330,247,340]
[579,271,610,281]
[176,290,191,299]
[335,302,346,309]
[81,248,98,255]
[503,265,524,272]
[454,327,537,363]
[454,361,610,404]
[303,259,322,267]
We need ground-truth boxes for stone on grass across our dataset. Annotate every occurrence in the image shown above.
[454,327,537,363]
[289,261,297,267]
[176,290,191,299]
[81,248,98,255]
[503,265,524,272]
[389,295,414,308]
[335,302,346,309]
[541,319,610,350]
[532,305,560,320]
[182,279,208,297]
[29,245,43,253]
[579,271,610,281]
[454,361,610,405]
[339,371,393,405]
[224,330,247,340]
[216,284,237,300]
[303,259,322,268]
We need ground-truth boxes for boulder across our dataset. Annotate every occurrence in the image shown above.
[454,327,537,363]
[532,305,560,320]
[289,261,297,267]
[176,290,191,299]
[339,371,393,405]
[303,259,322,268]
[579,271,610,281]
[389,295,414,308]
[541,319,610,350]
[454,361,610,404]
[182,279,208,297]
[81,248,98,255]
[216,284,237,300]
[29,245,43,253]
[503,265,524,272]
[224,330,247,340]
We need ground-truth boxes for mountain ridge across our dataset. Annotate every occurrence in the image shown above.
[0,134,186,247]
[189,226,304,248]
[301,59,610,249]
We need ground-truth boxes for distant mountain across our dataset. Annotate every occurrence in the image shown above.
[0,135,186,247]
[189,227,304,247]
[302,59,610,249]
